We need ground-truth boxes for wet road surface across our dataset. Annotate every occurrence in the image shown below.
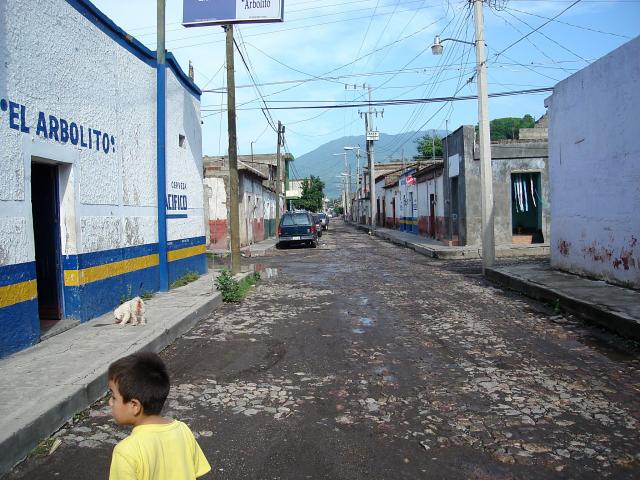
[7,220,640,479]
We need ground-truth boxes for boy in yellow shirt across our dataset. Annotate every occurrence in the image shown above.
[107,352,211,480]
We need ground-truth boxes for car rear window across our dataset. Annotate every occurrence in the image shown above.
[281,213,311,226]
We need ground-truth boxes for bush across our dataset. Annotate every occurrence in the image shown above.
[215,270,260,303]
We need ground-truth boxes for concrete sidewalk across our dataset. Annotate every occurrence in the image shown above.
[208,237,278,258]
[349,221,640,340]
[0,269,250,476]
[350,222,549,259]
[486,262,640,341]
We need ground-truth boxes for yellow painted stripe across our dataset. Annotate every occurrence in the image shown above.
[0,280,38,308]
[64,254,159,287]
[168,244,206,262]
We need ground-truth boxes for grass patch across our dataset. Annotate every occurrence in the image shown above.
[170,271,200,289]
[215,270,260,302]
[140,290,155,300]
[32,437,57,456]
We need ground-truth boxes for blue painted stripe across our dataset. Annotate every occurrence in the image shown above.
[0,299,40,359]
[167,236,206,251]
[65,0,201,100]
[0,262,36,287]
[167,213,188,219]
[169,254,207,285]
[64,265,159,321]
[63,243,158,270]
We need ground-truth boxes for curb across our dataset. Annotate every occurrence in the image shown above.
[485,268,640,341]
[350,222,548,260]
[0,272,251,477]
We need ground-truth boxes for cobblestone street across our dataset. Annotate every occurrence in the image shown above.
[8,220,640,479]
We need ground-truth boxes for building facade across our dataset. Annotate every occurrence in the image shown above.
[546,36,639,288]
[203,156,278,249]
[0,0,206,357]
[443,125,550,247]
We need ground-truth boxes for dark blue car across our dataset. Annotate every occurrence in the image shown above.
[278,212,318,248]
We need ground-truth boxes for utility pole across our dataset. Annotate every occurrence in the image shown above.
[276,121,283,229]
[473,0,495,271]
[225,24,241,274]
[354,84,381,229]
[156,0,168,291]
[366,86,381,229]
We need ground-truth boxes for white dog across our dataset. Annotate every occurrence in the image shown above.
[114,297,146,326]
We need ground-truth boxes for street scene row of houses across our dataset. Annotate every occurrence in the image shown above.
[0,0,637,358]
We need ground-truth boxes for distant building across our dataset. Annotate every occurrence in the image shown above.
[203,155,280,249]
[286,179,304,210]
[545,36,639,288]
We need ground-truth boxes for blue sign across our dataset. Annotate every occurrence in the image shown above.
[183,0,284,27]
[1,98,116,155]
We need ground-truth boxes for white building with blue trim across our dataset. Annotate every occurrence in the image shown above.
[0,0,207,357]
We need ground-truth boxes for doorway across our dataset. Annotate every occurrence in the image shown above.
[429,194,436,238]
[31,162,63,330]
[511,172,542,243]
[450,176,459,237]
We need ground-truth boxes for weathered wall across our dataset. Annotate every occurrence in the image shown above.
[491,147,550,246]
[0,0,205,357]
[443,126,474,243]
[417,173,445,239]
[547,36,640,287]
[444,126,549,247]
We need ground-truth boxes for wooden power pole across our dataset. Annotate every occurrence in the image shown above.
[225,25,241,274]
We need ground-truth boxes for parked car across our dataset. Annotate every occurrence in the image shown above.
[278,212,318,248]
[317,212,329,230]
[311,213,323,238]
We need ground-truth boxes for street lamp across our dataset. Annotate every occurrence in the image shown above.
[333,153,351,218]
[343,146,361,196]
[431,0,495,272]
[336,173,349,217]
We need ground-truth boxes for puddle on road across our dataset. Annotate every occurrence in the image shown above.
[252,264,279,278]
[575,334,640,363]
[359,317,374,327]
[352,328,365,334]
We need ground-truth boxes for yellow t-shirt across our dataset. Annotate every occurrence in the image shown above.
[109,420,211,480]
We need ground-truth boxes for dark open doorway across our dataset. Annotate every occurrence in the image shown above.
[31,162,63,332]
[511,172,543,243]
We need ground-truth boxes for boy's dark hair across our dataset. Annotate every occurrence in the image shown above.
[108,352,170,415]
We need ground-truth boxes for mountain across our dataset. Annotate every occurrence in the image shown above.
[291,131,443,198]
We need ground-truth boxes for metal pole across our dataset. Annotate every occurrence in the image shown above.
[276,121,282,229]
[473,0,495,271]
[156,0,168,291]
[225,25,241,274]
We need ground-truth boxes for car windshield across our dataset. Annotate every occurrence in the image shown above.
[281,213,310,226]
[318,213,327,219]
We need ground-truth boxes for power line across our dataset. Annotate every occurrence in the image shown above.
[493,0,583,59]
[201,87,553,112]
[232,35,277,131]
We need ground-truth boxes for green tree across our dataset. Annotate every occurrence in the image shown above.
[414,133,443,159]
[291,175,325,212]
[482,114,536,140]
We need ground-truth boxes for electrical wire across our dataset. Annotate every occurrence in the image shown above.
[492,0,583,60]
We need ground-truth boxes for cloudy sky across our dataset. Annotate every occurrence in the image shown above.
[91,0,638,177]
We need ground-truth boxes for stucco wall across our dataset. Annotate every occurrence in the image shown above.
[0,0,205,357]
[547,36,640,287]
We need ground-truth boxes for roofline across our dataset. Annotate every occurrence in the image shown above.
[68,0,202,99]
